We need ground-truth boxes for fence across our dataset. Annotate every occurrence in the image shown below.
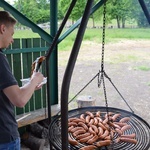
[4,38,49,117]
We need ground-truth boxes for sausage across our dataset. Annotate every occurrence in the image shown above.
[113,122,127,127]
[119,117,130,123]
[72,118,85,124]
[87,135,99,144]
[98,122,107,130]
[120,137,137,144]
[73,129,86,137]
[88,119,94,126]
[98,127,104,136]
[70,127,84,133]
[79,134,94,143]
[79,145,97,150]
[112,113,121,121]
[68,126,74,132]
[99,130,109,139]
[68,117,78,122]
[68,122,77,127]
[96,140,111,147]
[68,134,79,145]
[109,122,121,129]
[121,125,131,133]
[95,111,101,117]
[103,118,109,125]
[121,133,136,139]
[89,126,96,135]
[78,122,89,131]
[80,114,85,120]
[105,112,114,118]
[85,115,91,124]
[96,117,103,123]
[90,125,99,134]
[76,132,91,140]
[86,111,94,118]
[115,128,123,135]
[94,117,98,126]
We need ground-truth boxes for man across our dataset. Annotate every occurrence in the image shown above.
[0,11,44,149]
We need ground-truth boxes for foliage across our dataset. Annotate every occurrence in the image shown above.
[14,0,50,24]
[11,0,150,28]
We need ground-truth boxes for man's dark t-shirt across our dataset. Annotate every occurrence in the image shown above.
[0,49,19,143]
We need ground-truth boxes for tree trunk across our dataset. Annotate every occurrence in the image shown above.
[116,16,121,28]
[122,18,126,28]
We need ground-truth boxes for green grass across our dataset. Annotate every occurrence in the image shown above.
[133,65,150,71]
[13,28,150,51]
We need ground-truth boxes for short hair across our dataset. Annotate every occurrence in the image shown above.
[0,11,17,26]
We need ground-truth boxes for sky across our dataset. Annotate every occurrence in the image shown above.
[5,0,15,5]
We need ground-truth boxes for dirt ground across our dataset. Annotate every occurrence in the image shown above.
[22,39,150,149]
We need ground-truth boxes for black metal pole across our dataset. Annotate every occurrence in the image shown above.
[138,0,150,24]
[60,0,94,149]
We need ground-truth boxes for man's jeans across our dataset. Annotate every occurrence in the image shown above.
[0,137,20,150]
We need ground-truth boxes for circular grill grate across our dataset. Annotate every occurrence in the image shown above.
[49,107,150,150]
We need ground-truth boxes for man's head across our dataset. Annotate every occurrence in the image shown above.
[0,11,17,49]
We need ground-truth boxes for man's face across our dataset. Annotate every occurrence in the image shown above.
[1,24,14,49]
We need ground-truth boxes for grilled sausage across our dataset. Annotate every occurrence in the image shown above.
[72,118,85,124]
[68,126,74,132]
[70,127,84,133]
[115,128,123,135]
[85,115,91,124]
[78,122,89,131]
[86,111,94,118]
[94,117,98,126]
[90,125,99,134]
[121,133,136,139]
[79,134,94,143]
[87,135,99,144]
[96,140,111,147]
[73,129,86,137]
[113,122,127,127]
[68,134,79,145]
[79,145,97,150]
[99,130,109,139]
[68,122,77,127]
[76,132,91,140]
[120,137,137,144]
[89,126,96,135]
[112,113,121,121]
[95,111,101,117]
[98,127,104,136]
[88,119,94,126]
[80,114,85,120]
[121,125,131,133]
[119,117,130,123]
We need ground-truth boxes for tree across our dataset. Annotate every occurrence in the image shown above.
[131,0,150,27]
[14,0,50,24]
[107,0,133,28]
[59,0,87,24]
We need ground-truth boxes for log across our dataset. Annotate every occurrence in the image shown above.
[29,122,48,139]
[22,132,45,150]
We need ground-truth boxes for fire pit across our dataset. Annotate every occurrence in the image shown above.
[49,107,150,150]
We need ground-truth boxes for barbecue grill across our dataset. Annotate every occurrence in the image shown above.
[47,0,150,149]
[49,107,150,150]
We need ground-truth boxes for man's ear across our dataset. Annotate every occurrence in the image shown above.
[0,24,6,34]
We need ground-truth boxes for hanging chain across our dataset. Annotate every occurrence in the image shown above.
[98,0,106,88]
